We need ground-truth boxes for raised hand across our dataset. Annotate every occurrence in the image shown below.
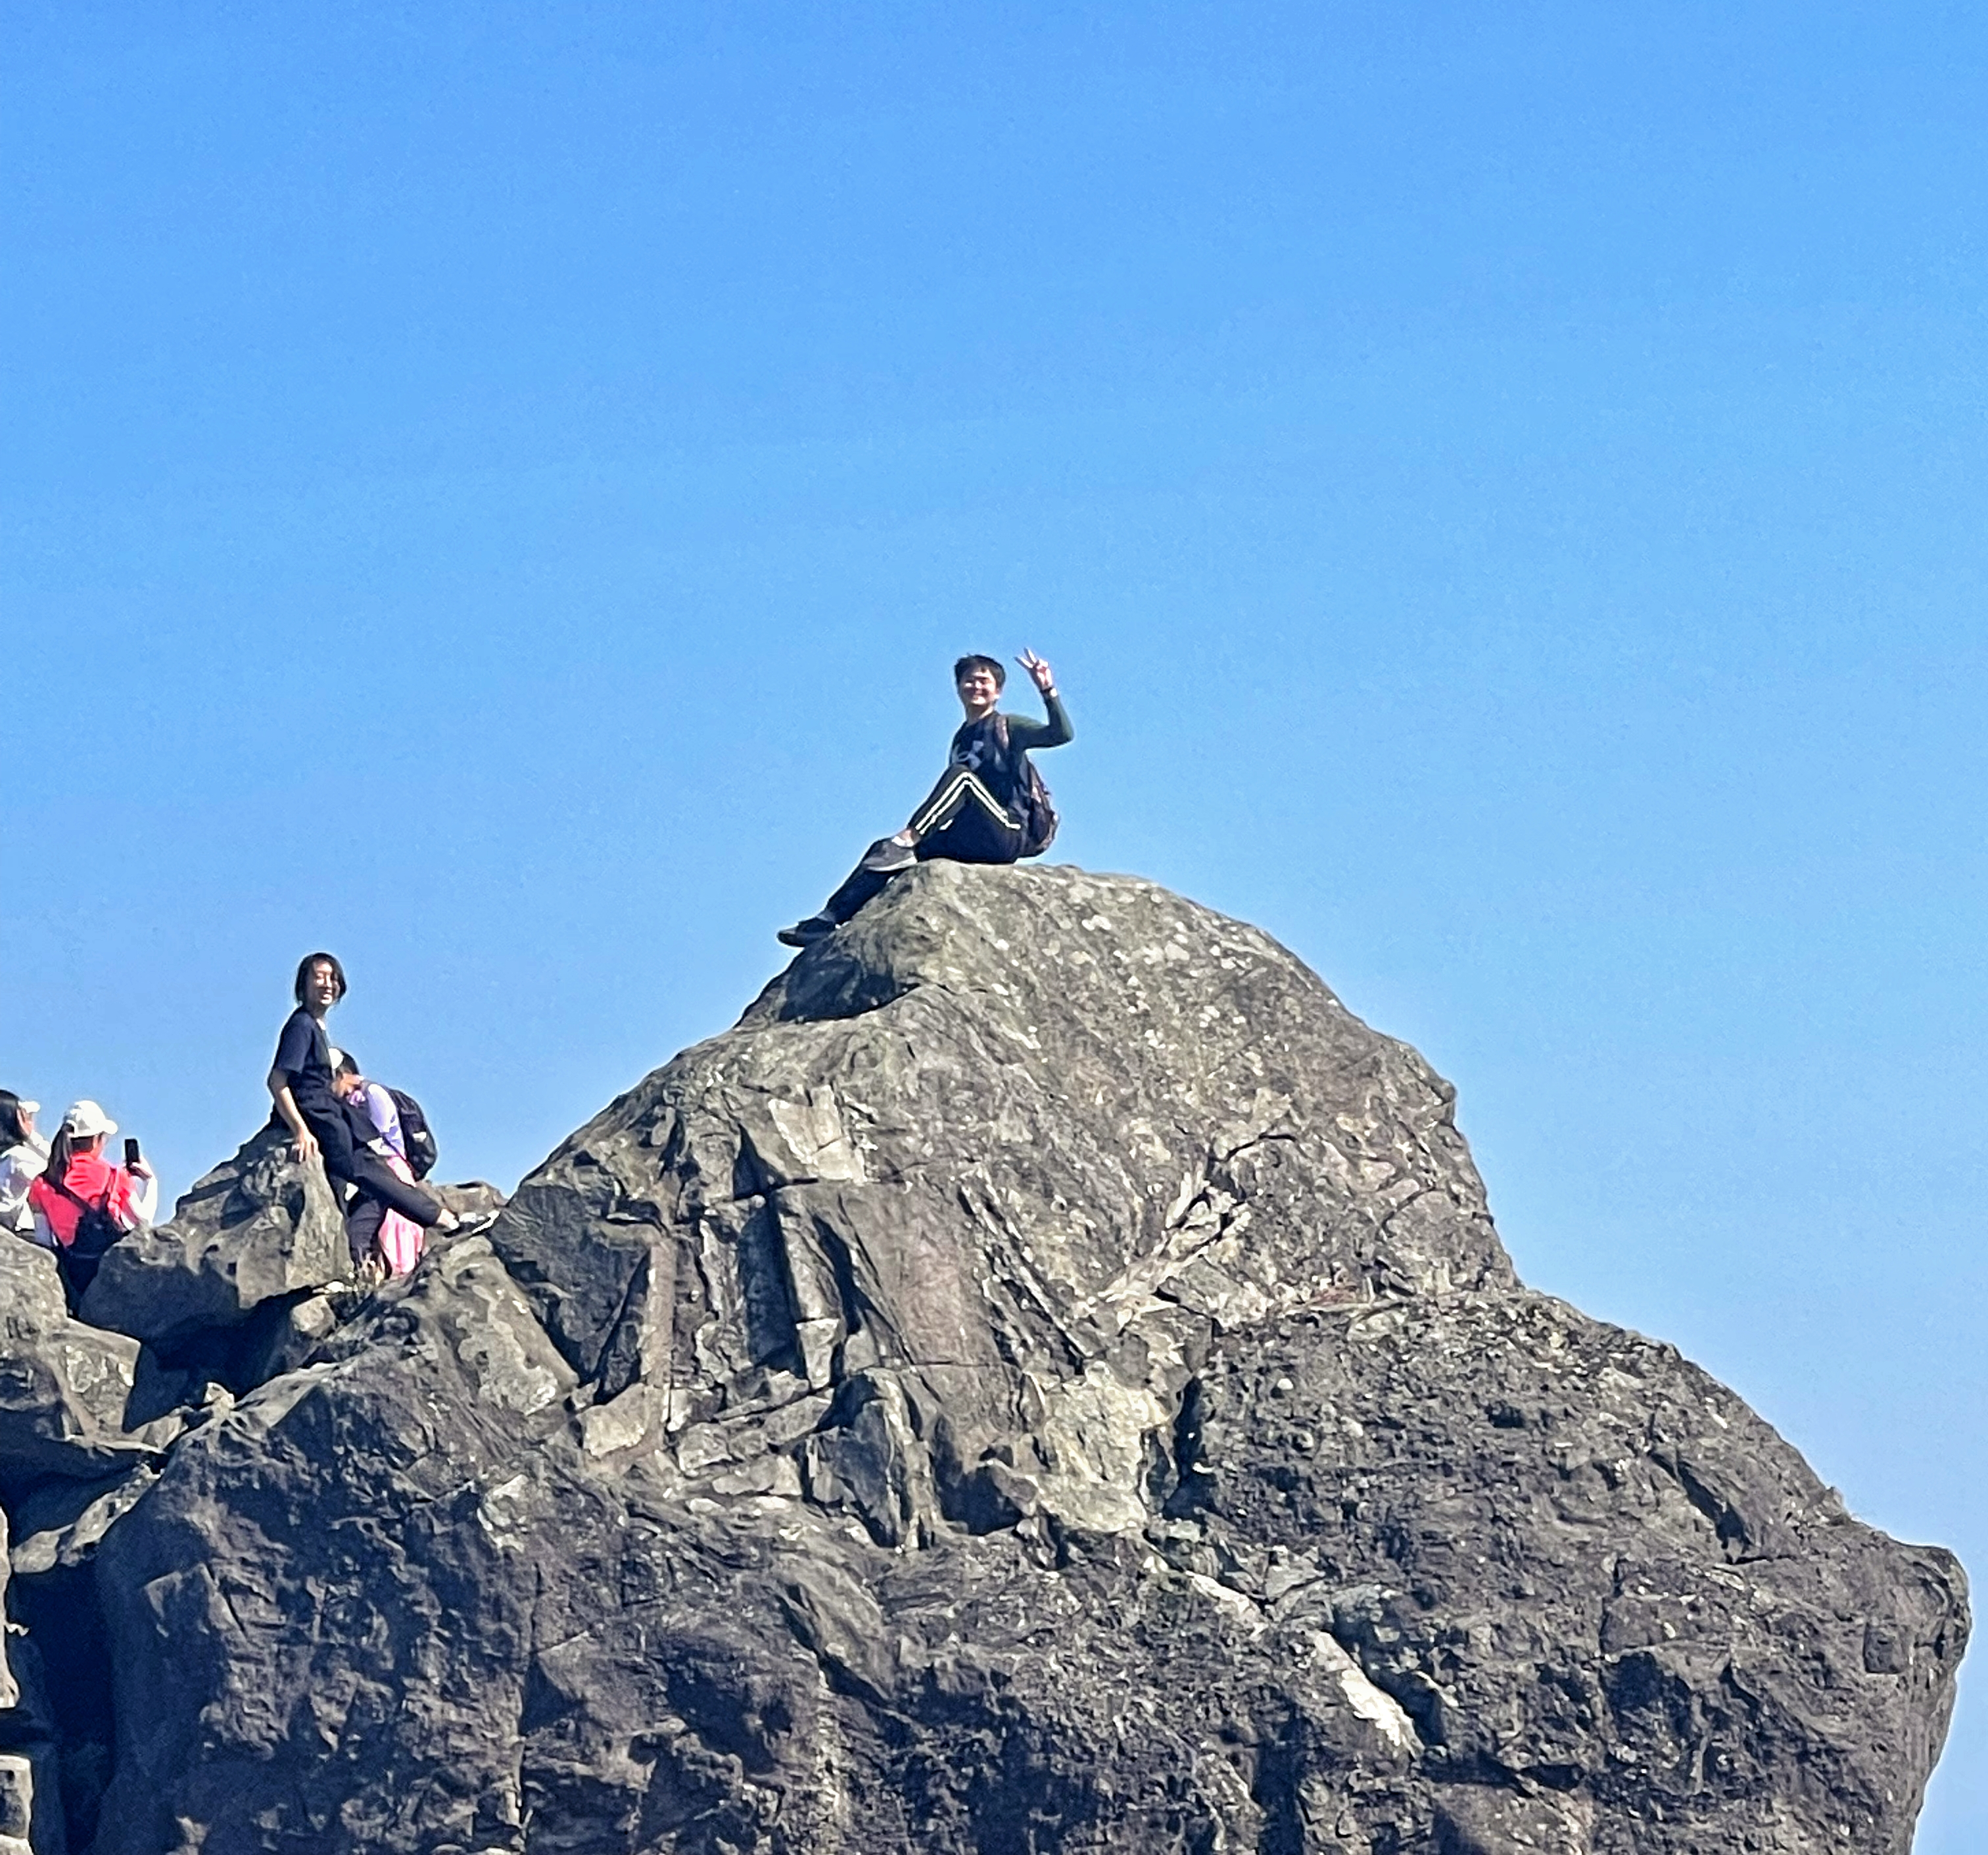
[1017,648,1056,694]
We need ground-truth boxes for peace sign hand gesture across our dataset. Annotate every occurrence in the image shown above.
[1016,649,1056,694]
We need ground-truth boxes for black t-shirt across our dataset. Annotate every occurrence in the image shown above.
[947,690,1074,809]
[272,1007,337,1115]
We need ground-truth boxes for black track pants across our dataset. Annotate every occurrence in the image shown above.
[304,1105,444,1230]
[820,769,1024,925]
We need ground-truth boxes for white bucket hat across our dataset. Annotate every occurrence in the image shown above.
[62,1099,118,1141]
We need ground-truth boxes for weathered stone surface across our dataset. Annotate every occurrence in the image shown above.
[1162,1289,1966,1851]
[81,1123,350,1349]
[9,1468,158,1579]
[490,861,1509,1533]
[431,1178,508,1222]
[0,1754,32,1855]
[0,1521,71,1855]
[9,865,1966,1853]
[0,1238,183,1495]
[77,1113,506,1366]
[91,1234,581,1851]
[233,1289,346,1389]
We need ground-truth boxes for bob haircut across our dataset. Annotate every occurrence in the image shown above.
[953,654,1006,688]
[293,952,349,1006]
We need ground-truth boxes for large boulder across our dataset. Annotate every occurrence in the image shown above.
[487,859,1511,1531]
[81,1123,508,1366]
[62,867,1967,1852]
[1170,1289,1965,1851]
[81,1124,350,1351]
[0,1238,182,1497]
[89,1233,580,1849]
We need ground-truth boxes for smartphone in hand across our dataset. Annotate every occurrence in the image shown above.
[124,1136,141,1170]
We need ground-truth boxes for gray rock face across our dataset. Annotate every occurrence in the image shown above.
[1169,1291,1965,1851]
[2,865,1967,1854]
[0,1754,32,1855]
[0,1239,182,1496]
[1,1122,508,1849]
[80,1123,351,1350]
[0,1263,119,1855]
[488,861,1509,1541]
[90,1233,580,1850]
[0,1639,66,1855]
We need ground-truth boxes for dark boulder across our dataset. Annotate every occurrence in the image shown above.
[80,1124,350,1351]
[80,1121,507,1375]
[1166,1288,1965,1850]
[24,865,1967,1852]
[0,1239,182,1498]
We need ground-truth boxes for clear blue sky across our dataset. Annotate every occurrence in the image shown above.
[5,3,1985,1839]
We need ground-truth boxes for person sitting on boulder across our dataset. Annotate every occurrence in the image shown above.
[0,1090,49,1240]
[28,1099,157,1307]
[266,953,483,1254]
[331,1053,429,1283]
[778,650,1072,948]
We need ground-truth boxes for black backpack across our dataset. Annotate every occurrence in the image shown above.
[387,1088,438,1180]
[47,1172,125,1260]
[995,717,1060,858]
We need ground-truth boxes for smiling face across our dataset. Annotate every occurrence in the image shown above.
[956,663,1003,719]
[305,959,343,1013]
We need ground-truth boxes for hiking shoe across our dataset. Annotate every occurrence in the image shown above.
[777,915,838,948]
[858,836,918,875]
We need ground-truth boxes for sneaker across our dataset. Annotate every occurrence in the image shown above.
[776,915,838,948]
[858,836,918,875]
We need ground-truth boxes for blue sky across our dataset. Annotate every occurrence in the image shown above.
[5,3,1986,1839]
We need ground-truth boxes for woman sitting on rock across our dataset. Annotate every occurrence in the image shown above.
[0,1090,49,1240]
[266,952,479,1255]
[28,1099,157,1307]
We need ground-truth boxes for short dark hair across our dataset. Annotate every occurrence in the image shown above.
[294,952,348,1006]
[0,1090,29,1148]
[953,654,1005,688]
[333,1052,360,1078]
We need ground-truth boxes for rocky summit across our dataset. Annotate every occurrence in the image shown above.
[0,862,1968,1854]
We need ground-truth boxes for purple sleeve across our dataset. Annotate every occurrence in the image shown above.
[363,1083,407,1159]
